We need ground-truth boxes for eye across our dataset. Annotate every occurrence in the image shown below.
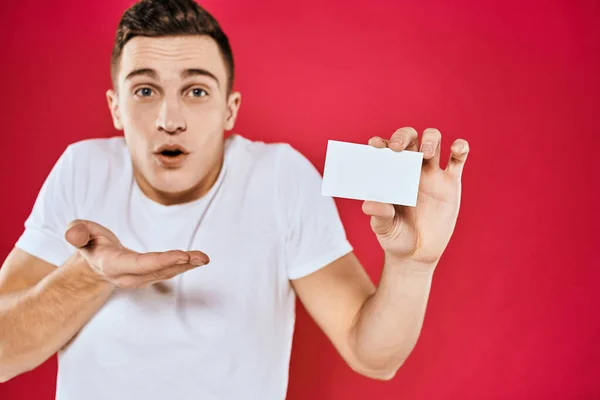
[188,88,208,98]
[134,87,155,97]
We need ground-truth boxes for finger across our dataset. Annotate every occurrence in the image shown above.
[65,220,91,248]
[82,220,121,243]
[367,136,389,148]
[362,200,396,236]
[100,247,210,278]
[420,128,442,168]
[119,263,201,288]
[187,250,210,266]
[65,219,120,247]
[145,262,205,282]
[114,249,192,275]
[446,139,470,179]
[389,127,418,152]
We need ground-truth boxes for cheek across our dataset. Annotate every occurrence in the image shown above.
[121,102,155,163]
[188,101,226,127]
[122,99,158,130]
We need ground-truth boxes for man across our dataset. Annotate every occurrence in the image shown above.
[0,0,469,399]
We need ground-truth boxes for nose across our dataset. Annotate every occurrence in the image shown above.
[156,98,186,134]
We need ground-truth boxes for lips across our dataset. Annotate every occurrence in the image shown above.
[154,144,190,156]
[153,144,190,168]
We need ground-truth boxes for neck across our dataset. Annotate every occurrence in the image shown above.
[135,150,224,207]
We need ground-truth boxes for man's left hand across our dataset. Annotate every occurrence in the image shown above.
[362,127,470,268]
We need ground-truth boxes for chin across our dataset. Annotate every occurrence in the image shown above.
[152,176,196,195]
[136,160,210,202]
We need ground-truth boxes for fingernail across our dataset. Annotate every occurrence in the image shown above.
[421,143,433,154]
[176,259,188,265]
[191,257,206,266]
[454,143,465,152]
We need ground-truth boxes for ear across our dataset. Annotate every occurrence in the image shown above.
[224,91,242,131]
[106,89,123,131]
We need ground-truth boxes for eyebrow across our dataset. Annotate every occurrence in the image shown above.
[125,68,158,81]
[124,68,220,86]
[182,68,220,86]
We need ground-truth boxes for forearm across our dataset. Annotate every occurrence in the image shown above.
[350,256,436,377]
[0,254,115,381]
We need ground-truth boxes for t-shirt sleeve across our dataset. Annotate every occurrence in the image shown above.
[275,144,353,280]
[14,145,76,267]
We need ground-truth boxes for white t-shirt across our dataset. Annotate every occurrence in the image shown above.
[15,133,353,400]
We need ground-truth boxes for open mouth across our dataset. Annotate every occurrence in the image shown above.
[154,145,189,167]
[160,149,184,157]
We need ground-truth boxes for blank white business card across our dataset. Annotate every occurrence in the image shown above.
[321,140,423,207]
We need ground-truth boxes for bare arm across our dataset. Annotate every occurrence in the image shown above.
[348,256,434,378]
[0,219,210,383]
[293,128,468,380]
[292,252,434,380]
[0,248,114,382]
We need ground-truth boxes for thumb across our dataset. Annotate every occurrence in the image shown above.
[65,219,92,248]
[362,201,396,235]
[65,219,120,248]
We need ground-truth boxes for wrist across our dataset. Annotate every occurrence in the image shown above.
[64,253,115,289]
[384,252,438,274]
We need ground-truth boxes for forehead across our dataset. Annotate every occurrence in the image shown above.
[118,35,226,84]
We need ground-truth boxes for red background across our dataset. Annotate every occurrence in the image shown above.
[1,0,599,399]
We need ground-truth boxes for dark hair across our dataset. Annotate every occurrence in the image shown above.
[111,0,234,93]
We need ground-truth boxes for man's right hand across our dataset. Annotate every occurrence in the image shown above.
[64,219,209,289]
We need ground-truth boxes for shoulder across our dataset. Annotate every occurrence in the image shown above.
[66,136,128,167]
[41,136,127,187]
[59,136,130,211]
[64,136,129,181]
[229,135,324,212]
[227,134,285,163]
[228,134,317,179]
